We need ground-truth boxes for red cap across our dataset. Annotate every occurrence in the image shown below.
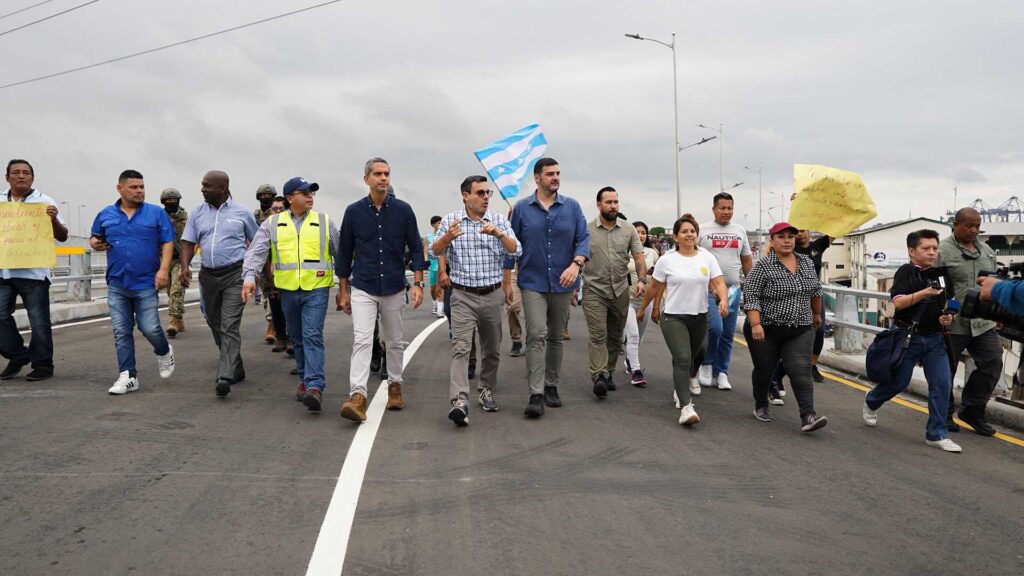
[769,221,799,236]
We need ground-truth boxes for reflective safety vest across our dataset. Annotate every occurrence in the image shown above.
[269,210,335,291]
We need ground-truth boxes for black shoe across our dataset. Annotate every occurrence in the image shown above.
[0,359,28,380]
[753,407,773,422]
[524,393,545,418]
[369,353,382,374]
[812,366,824,383]
[25,368,53,382]
[448,398,469,427]
[768,384,784,406]
[593,375,608,399]
[510,342,524,357]
[303,387,323,412]
[215,379,232,397]
[543,385,562,407]
[289,368,300,376]
[958,408,996,436]
[605,374,616,391]
[800,412,828,433]
[946,416,961,433]
[379,355,388,379]
[468,360,476,380]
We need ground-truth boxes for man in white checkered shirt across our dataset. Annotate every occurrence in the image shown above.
[431,175,522,426]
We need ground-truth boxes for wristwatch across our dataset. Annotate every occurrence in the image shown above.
[573,258,585,269]
[413,281,425,288]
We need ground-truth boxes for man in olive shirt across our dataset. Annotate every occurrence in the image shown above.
[582,187,646,398]
[936,207,1001,436]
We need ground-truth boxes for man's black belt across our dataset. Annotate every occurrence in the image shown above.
[452,282,501,295]
[201,260,244,273]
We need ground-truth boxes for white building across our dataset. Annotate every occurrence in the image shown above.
[821,217,951,290]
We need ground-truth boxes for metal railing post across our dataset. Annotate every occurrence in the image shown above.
[834,292,864,352]
[67,252,92,302]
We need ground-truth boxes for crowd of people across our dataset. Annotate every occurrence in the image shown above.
[1,157,1012,453]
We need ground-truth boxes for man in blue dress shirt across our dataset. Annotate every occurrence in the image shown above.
[179,170,258,398]
[336,158,427,422]
[89,170,176,394]
[508,158,590,418]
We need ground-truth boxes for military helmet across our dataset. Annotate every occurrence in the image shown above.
[160,188,182,201]
[256,183,277,198]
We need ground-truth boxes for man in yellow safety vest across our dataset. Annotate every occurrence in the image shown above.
[242,177,339,412]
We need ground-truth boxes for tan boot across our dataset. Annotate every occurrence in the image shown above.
[341,393,368,421]
[167,316,184,338]
[386,382,405,410]
[265,320,276,344]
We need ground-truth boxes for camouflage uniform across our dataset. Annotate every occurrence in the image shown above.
[254,206,274,321]
[167,206,189,319]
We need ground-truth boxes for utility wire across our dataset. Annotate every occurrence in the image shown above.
[0,0,343,91]
[0,0,99,37]
[0,0,56,21]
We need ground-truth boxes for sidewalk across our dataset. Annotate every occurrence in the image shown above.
[14,288,202,329]
[736,315,1024,432]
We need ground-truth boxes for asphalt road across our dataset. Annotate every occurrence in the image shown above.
[1,301,1022,575]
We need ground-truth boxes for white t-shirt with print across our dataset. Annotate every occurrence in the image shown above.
[652,248,723,315]
[698,221,751,286]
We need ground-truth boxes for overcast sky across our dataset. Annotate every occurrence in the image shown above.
[2,0,1022,235]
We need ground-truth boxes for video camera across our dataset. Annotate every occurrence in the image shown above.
[961,262,1024,341]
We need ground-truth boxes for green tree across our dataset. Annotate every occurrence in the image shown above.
[650,226,666,237]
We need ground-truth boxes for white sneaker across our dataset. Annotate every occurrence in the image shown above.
[158,345,175,379]
[925,438,962,453]
[862,397,877,427]
[716,373,732,390]
[679,403,700,426]
[673,390,680,409]
[698,365,713,386]
[689,377,701,396]
[108,371,139,395]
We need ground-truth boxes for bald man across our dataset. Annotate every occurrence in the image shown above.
[180,171,259,397]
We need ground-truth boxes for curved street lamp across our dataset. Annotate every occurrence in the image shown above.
[625,32,680,216]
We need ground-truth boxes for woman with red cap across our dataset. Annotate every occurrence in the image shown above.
[742,222,828,432]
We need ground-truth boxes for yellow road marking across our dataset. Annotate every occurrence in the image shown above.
[733,337,1024,449]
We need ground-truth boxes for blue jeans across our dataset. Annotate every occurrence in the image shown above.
[704,292,738,376]
[282,288,329,391]
[866,331,951,441]
[0,278,54,372]
[107,286,170,376]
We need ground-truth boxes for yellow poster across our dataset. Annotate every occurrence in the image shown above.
[0,203,57,269]
[788,164,877,237]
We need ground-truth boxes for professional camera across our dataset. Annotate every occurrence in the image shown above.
[917,265,952,295]
[961,263,1024,342]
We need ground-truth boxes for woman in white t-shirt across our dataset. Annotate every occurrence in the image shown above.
[638,214,728,426]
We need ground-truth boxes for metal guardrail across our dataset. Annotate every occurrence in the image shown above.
[822,284,889,351]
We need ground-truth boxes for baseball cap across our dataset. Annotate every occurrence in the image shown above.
[769,221,799,236]
[283,177,319,196]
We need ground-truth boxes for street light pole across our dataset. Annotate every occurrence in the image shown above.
[744,165,763,233]
[626,32,681,216]
[698,122,724,192]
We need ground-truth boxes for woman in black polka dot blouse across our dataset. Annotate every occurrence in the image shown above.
[742,222,828,432]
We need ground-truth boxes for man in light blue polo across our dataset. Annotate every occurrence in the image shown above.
[179,170,258,398]
[1,159,69,382]
[508,157,590,418]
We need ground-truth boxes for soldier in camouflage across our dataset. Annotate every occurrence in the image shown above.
[255,184,278,344]
[160,188,189,337]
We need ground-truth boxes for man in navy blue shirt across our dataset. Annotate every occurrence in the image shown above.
[509,157,590,418]
[336,157,427,422]
[90,170,176,395]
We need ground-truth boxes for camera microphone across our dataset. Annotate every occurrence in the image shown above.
[944,298,961,316]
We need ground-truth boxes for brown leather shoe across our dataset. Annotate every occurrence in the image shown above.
[265,321,276,344]
[167,316,184,338]
[295,381,306,402]
[273,338,289,353]
[341,393,368,422]
[386,382,405,410]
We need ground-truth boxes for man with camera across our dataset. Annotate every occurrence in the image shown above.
[863,229,962,453]
[937,208,1000,436]
[977,275,1024,315]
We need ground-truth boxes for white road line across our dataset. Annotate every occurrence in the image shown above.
[18,301,201,334]
[305,317,447,576]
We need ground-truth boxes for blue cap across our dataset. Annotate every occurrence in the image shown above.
[283,177,319,196]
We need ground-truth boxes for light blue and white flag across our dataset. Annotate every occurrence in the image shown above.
[474,124,548,200]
